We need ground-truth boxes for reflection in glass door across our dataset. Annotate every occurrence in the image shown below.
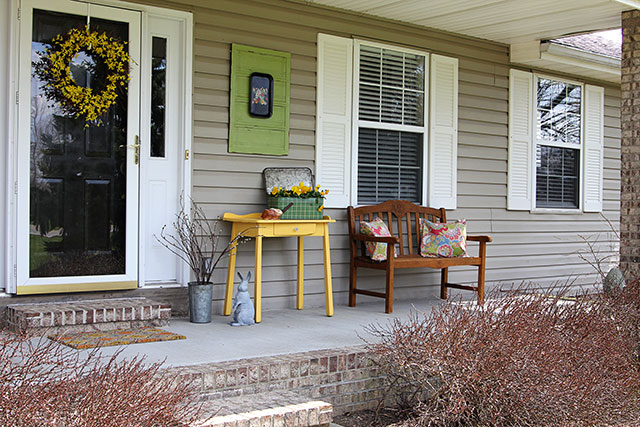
[16,0,140,293]
[30,10,129,277]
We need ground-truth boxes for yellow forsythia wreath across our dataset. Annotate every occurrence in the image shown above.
[34,26,131,124]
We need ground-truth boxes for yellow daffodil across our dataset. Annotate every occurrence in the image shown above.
[34,26,131,125]
[271,187,279,195]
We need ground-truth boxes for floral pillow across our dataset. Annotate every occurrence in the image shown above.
[419,218,467,258]
[359,217,397,261]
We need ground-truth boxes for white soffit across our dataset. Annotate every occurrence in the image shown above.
[510,41,621,83]
[302,0,637,45]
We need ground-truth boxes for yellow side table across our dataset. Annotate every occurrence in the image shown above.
[222,212,335,323]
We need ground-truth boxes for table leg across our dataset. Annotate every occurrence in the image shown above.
[254,235,263,323]
[297,236,304,310]
[224,223,239,316]
[322,223,334,317]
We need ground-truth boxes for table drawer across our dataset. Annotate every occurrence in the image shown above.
[273,223,318,236]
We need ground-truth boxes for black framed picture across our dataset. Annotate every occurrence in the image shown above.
[249,72,274,118]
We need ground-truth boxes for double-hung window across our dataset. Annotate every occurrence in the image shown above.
[355,43,426,205]
[316,34,459,209]
[508,69,604,212]
[535,77,582,209]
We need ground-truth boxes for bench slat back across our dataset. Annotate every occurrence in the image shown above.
[348,200,446,256]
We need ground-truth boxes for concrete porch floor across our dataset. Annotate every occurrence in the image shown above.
[82,297,442,367]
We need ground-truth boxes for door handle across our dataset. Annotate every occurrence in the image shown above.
[130,136,140,165]
[119,136,140,165]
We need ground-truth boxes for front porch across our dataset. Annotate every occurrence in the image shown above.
[10,296,443,425]
[75,296,440,367]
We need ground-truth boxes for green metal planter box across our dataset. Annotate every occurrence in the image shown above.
[267,196,323,220]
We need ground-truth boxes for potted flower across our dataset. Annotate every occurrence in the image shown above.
[268,182,329,219]
[156,198,248,323]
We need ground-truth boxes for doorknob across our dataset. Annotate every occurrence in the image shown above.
[129,136,140,165]
[120,136,140,165]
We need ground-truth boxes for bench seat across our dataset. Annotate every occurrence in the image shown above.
[348,200,491,313]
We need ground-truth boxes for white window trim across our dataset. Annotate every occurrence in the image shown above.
[531,73,585,213]
[350,38,430,207]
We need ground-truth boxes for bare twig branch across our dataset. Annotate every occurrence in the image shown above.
[154,197,251,284]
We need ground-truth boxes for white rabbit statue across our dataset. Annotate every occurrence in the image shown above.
[230,271,255,326]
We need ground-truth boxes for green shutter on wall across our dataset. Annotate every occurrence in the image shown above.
[229,44,291,155]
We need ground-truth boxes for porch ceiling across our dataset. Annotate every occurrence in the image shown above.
[301,0,635,45]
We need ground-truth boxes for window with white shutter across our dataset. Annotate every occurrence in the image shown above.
[316,35,459,208]
[507,70,604,212]
[354,41,427,205]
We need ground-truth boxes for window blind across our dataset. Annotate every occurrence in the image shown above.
[357,128,422,204]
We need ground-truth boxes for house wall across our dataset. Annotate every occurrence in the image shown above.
[2,0,621,312]
[162,0,619,311]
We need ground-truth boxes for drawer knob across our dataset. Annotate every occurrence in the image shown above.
[294,227,299,231]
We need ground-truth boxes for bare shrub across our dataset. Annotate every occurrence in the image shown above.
[366,284,640,426]
[576,212,620,285]
[0,332,201,426]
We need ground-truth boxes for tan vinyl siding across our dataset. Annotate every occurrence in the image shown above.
[133,0,620,309]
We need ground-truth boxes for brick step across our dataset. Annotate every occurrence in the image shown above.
[193,390,332,427]
[5,297,171,335]
[170,347,384,416]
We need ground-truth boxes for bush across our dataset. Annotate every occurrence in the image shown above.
[0,332,201,426]
[366,283,640,426]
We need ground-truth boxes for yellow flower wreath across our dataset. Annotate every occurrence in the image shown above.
[34,26,131,124]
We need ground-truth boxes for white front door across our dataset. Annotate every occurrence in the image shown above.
[14,0,141,294]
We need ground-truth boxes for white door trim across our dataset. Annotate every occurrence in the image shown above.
[139,11,193,288]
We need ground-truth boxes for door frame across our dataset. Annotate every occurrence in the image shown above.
[138,10,193,288]
[6,0,193,294]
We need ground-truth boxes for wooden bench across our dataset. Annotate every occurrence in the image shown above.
[347,200,492,313]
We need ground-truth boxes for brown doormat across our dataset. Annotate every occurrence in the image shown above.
[49,327,186,349]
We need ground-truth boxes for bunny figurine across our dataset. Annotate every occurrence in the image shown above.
[229,271,256,326]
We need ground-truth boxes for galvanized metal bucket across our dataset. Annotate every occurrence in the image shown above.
[188,282,213,323]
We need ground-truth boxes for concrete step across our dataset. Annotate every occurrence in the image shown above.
[5,297,171,335]
[193,390,333,427]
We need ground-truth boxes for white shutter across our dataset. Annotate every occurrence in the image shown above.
[508,69,534,210]
[428,54,458,209]
[315,34,353,208]
[583,84,604,212]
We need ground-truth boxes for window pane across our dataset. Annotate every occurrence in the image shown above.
[358,45,424,126]
[381,87,403,124]
[566,113,581,144]
[151,36,167,158]
[359,46,381,86]
[357,129,422,204]
[536,145,579,208]
[404,91,423,127]
[381,49,404,88]
[536,78,581,145]
[404,54,424,91]
[567,85,581,114]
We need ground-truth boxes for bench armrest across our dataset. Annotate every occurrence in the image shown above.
[467,235,492,243]
[352,234,400,244]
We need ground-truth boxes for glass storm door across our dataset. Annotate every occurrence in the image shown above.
[15,0,140,294]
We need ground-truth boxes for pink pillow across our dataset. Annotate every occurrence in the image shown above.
[419,218,467,258]
[359,217,397,261]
